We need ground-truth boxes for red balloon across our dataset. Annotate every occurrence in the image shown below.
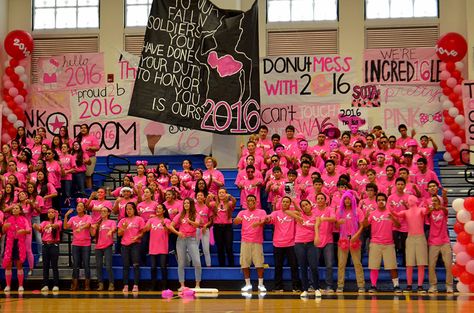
[9,59,19,67]
[455,100,464,108]
[9,73,19,83]
[467,243,474,257]
[3,30,34,60]
[440,80,447,88]
[457,129,466,138]
[459,231,472,245]
[465,197,474,211]
[452,70,462,79]
[460,271,474,285]
[469,282,474,293]
[13,107,22,116]
[7,101,16,109]
[446,62,456,72]
[442,87,452,96]
[451,123,460,133]
[451,150,460,161]
[454,222,465,234]
[14,81,24,90]
[445,116,454,125]
[5,67,14,76]
[7,126,16,137]
[436,32,468,62]
[453,264,465,277]
[449,93,459,102]
[19,89,28,97]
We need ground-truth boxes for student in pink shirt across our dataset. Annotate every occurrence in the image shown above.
[76,124,100,189]
[168,198,202,291]
[388,178,410,263]
[280,125,298,156]
[64,202,92,291]
[378,165,397,195]
[44,149,63,211]
[33,208,62,292]
[336,191,365,293]
[265,166,286,211]
[267,196,300,292]
[36,170,58,219]
[195,191,213,267]
[59,143,76,206]
[418,135,438,170]
[91,206,116,291]
[363,193,401,293]
[117,202,145,293]
[144,203,171,291]
[238,141,266,172]
[295,161,313,200]
[203,156,225,196]
[2,204,31,293]
[396,124,415,151]
[236,165,263,210]
[133,160,148,188]
[234,194,268,293]
[207,188,236,267]
[86,188,113,224]
[18,191,36,273]
[393,195,428,293]
[398,168,421,198]
[71,141,90,197]
[426,196,453,293]
[256,125,273,156]
[321,160,339,195]
[415,157,441,199]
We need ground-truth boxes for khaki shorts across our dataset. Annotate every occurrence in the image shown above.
[85,156,97,176]
[240,242,264,268]
[368,243,397,270]
[406,235,428,266]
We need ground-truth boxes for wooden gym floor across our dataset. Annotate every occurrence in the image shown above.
[0,291,471,313]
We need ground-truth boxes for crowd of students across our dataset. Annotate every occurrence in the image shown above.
[0,123,454,297]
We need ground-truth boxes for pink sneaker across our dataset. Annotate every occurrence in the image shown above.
[122,285,128,293]
[132,285,139,292]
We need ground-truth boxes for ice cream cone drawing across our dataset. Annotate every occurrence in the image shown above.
[144,122,166,154]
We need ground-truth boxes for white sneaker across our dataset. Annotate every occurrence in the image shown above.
[41,286,49,292]
[446,286,454,293]
[52,286,59,292]
[241,284,252,292]
[300,291,308,298]
[315,289,322,297]
[38,257,43,263]
[428,286,438,293]
[4,286,10,292]
[18,286,24,292]
[27,270,33,276]
[258,285,267,292]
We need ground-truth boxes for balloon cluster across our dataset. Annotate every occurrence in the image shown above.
[1,30,34,144]
[436,32,468,164]
[452,197,474,292]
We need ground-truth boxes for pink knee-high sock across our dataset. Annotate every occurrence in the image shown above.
[5,269,12,287]
[417,266,425,287]
[370,269,379,286]
[17,271,24,287]
[406,266,413,285]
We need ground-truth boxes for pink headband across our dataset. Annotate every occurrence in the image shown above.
[76,198,88,204]
[136,160,148,167]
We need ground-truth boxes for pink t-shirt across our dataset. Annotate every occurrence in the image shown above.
[213,201,233,225]
[89,199,113,224]
[428,209,450,245]
[163,199,183,221]
[95,219,116,249]
[295,211,317,244]
[367,209,395,245]
[387,193,410,232]
[396,206,427,235]
[147,217,171,254]
[67,214,92,246]
[238,155,266,172]
[118,216,145,246]
[239,176,262,210]
[115,198,135,220]
[202,169,225,196]
[37,183,57,212]
[45,160,62,189]
[81,134,100,157]
[137,200,158,222]
[419,147,435,170]
[71,153,89,173]
[133,174,147,187]
[59,153,76,180]
[359,198,377,213]
[39,220,63,242]
[236,208,267,243]
[268,210,296,247]
[172,213,200,237]
[321,172,339,195]
[195,202,212,225]
[336,208,364,238]
[31,145,42,162]
[266,177,286,204]
[415,170,440,199]
[314,206,335,247]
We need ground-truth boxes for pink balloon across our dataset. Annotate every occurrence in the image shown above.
[454,242,467,254]
[440,63,446,71]
[4,80,14,89]
[442,124,449,131]
[460,144,469,151]
[452,136,463,148]
[444,130,455,140]
[13,95,24,105]
[440,70,451,80]
[8,87,19,97]
[457,251,471,266]
[1,133,11,144]
[466,260,474,274]
[447,77,457,88]
[454,85,463,95]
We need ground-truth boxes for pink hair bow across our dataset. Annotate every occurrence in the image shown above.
[419,112,442,125]
[76,198,88,204]
[136,160,148,167]
[146,168,156,174]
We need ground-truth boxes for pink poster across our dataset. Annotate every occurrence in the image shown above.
[364,47,441,85]
[37,52,105,91]
[463,81,474,145]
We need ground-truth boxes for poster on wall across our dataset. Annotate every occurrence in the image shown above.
[37,52,106,91]
[463,81,474,145]
[128,0,261,134]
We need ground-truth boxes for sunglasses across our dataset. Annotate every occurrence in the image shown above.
[46,152,53,155]
[354,145,362,148]
[271,160,278,163]
[389,141,395,143]
[246,170,255,173]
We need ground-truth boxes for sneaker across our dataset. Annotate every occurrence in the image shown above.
[241,285,252,292]
[292,289,301,293]
[178,286,185,292]
[3,286,10,292]
[18,286,24,292]
[417,286,426,294]
[315,289,322,297]
[325,287,334,294]
[308,286,315,292]
[38,257,43,263]
[446,286,454,293]
[122,285,128,293]
[403,285,412,293]
[52,286,59,292]
[27,270,33,276]
[258,285,267,293]
[368,286,377,293]
[358,287,366,293]
[41,286,49,292]
[428,286,438,293]
[336,287,344,293]
[274,289,284,292]
[300,291,308,298]
[132,285,139,292]
[394,286,402,294]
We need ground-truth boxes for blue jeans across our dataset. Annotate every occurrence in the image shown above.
[295,242,320,291]
[61,179,72,206]
[72,172,86,196]
[72,245,91,279]
[31,216,42,255]
[121,243,140,285]
[176,237,201,283]
[96,245,114,283]
[317,243,335,288]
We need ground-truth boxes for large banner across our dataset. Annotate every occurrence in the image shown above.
[364,47,441,85]
[37,52,105,91]
[463,81,474,145]
[128,0,260,134]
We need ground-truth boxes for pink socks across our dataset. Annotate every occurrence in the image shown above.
[370,269,379,286]
[417,266,425,286]
[406,266,413,285]
[5,269,12,287]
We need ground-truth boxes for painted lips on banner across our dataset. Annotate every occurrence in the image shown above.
[128,0,261,134]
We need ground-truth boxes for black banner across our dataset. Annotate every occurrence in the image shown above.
[128,0,261,134]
